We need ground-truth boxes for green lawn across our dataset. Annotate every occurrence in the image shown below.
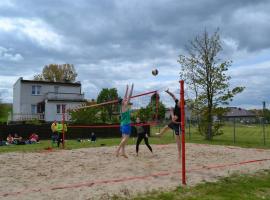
[185,123,270,148]
[113,170,270,200]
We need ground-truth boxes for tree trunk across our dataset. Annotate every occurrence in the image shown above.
[206,106,213,140]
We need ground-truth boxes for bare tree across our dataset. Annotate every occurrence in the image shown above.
[178,29,244,140]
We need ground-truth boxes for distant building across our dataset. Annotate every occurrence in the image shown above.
[12,77,87,122]
[223,107,257,123]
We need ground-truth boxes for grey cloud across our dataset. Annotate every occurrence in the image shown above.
[229,64,270,108]
[0,0,270,108]
[0,46,23,61]
[2,0,270,64]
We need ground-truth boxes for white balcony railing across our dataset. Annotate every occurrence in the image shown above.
[45,92,85,101]
[12,113,45,121]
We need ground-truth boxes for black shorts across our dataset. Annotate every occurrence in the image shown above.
[168,122,181,135]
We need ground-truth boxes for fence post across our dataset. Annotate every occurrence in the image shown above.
[263,101,266,145]
[62,108,65,149]
[233,118,236,144]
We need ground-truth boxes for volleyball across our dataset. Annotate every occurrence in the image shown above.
[152,69,158,76]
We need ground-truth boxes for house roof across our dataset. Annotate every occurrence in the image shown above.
[20,79,81,86]
[223,107,257,118]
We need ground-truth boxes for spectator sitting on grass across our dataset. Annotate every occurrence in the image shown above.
[90,132,96,143]
[14,133,24,145]
[0,137,7,146]
[29,133,39,144]
[6,134,14,144]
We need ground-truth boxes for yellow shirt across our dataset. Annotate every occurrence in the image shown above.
[51,123,57,132]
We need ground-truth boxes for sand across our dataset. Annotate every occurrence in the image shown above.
[0,143,270,200]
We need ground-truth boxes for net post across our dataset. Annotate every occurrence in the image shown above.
[180,80,186,185]
[62,107,65,149]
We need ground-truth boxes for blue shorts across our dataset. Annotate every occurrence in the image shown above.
[120,124,131,136]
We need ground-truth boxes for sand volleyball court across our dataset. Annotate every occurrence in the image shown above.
[1,143,270,200]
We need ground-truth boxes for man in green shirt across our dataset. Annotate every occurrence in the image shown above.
[56,122,67,148]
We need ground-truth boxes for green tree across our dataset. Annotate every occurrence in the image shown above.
[253,108,270,123]
[69,101,100,124]
[70,88,120,124]
[0,95,11,123]
[136,93,166,122]
[97,88,119,122]
[34,64,77,82]
[178,29,244,140]
[264,109,270,123]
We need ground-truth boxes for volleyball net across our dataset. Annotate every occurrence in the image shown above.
[67,90,160,128]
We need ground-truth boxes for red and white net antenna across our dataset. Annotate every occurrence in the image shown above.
[155,91,159,122]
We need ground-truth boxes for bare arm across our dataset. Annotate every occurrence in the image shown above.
[165,89,177,101]
[126,83,134,104]
[124,85,129,99]
[121,84,133,112]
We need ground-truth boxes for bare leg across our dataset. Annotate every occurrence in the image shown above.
[155,125,170,137]
[121,136,129,158]
[175,134,181,161]
[116,136,124,157]
[116,135,129,158]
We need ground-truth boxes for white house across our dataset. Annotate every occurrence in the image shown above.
[12,77,87,122]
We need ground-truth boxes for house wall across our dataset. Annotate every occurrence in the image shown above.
[12,77,22,120]
[20,83,82,113]
[45,101,84,122]
[13,78,85,122]
[20,83,44,114]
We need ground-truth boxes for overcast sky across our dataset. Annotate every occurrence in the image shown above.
[0,0,270,109]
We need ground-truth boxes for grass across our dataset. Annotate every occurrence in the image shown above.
[0,123,269,154]
[185,123,270,148]
[112,170,270,200]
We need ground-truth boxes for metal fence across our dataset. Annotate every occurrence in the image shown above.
[184,119,270,146]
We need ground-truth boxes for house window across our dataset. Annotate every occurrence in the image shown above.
[56,105,61,114]
[54,86,59,93]
[56,104,66,114]
[32,85,41,95]
[31,104,37,114]
[62,104,66,113]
